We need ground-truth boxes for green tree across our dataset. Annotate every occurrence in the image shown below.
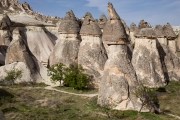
[63,64,89,90]
[5,68,22,85]
[48,63,65,86]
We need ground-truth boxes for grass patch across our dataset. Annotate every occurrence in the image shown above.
[158,81,180,116]
[0,81,179,119]
[55,86,98,94]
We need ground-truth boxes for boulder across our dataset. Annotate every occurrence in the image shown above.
[98,2,143,111]
[49,10,80,67]
[78,12,107,87]
[132,28,166,87]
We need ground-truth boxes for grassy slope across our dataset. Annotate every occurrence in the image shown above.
[0,82,179,120]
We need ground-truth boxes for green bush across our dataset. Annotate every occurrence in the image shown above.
[48,63,90,90]
[48,63,64,85]
[64,64,89,90]
[4,68,22,85]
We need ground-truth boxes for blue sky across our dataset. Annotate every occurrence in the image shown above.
[18,0,180,26]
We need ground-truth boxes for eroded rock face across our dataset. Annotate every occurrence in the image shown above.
[132,28,166,87]
[98,2,143,111]
[163,23,180,81]
[5,28,42,82]
[0,46,8,66]
[49,10,80,67]
[177,33,180,51]
[78,12,107,87]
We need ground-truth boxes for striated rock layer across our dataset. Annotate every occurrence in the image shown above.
[49,10,80,67]
[78,12,107,87]
[98,2,143,111]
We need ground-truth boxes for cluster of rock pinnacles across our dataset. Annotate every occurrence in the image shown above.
[0,2,180,112]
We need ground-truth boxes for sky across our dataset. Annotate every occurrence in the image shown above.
[18,0,180,27]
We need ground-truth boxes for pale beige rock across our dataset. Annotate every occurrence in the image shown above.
[132,31,167,87]
[177,33,180,51]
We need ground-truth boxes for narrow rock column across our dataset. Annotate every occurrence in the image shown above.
[132,28,166,87]
[98,3,143,111]
[78,12,107,87]
[129,22,137,45]
[163,23,180,81]
[177,33,180,52]
[49,10,80,67]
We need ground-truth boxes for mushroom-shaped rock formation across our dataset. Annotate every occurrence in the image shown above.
[132,27,167,87]
[78,12,107,87]
[49,10,81,67]
[0,14,12,46]
[138,20,151,29]
[98,13,107,31]
[98,2,144,111]
[163,23,180,81]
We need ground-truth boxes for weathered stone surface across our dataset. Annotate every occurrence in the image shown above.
[103,3,128,45]
[5,28,41,82]
[0,30,12,46]
[58,10,80,34]
[132,37,167,87]
[135,28,157,38]
[80,12,102,36]
[98,13,107,30]
[163,23,177,40]
[98,2,144,111]
[23,26,55,64]
[78,18,107,87]
[138,20,151,29]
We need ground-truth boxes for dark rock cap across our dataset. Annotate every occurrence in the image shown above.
[135,28,157,38]
[130,23,137,32]
[138,20,151,29]
[58,10,80,34]
[80,12,102,36]
[163,23,176,40]
[154,25,166,38]
[103,2,128,45]
[0,14,12,30]
[82,12,93,19]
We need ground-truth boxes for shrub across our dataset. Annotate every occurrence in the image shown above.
[4,68,22,85]
[48,63,65,85]
[48,63,90,90]
[63,64,89,90]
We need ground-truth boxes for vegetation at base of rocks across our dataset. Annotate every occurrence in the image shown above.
[48,62,64,85]
[0,85,175,120]
[4,68,22,85]
[48,63,90,90]
[133,84,159,113]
